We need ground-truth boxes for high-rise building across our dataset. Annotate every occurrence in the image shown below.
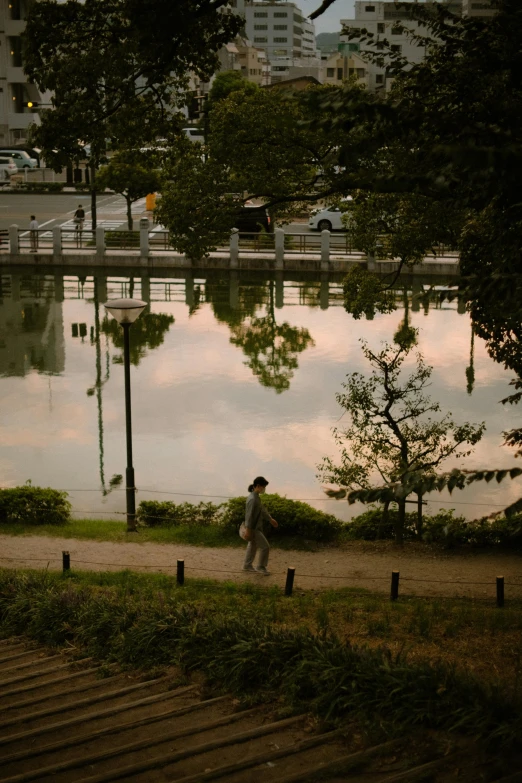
[0,0,45,146]
[340,1,464,93]
[244,1,319,83]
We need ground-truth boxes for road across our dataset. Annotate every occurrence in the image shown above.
[0,192,338,236]
[0,192,140,232]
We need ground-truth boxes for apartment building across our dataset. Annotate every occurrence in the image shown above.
[244,1,319,83]
[236,40,271,85]
[322,51,370,90]
[340,1,463,92]
[0,0,44,146]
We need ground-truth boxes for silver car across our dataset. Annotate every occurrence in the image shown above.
[0,156,18,181]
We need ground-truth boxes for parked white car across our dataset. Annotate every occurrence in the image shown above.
[0,149,38,169]
[0,156,18,181]
[309,199,353,231]
[183,127,205,143]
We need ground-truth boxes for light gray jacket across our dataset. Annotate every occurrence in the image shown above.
[245,491,271,531]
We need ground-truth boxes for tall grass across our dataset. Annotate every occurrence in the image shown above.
[0,569,520,749]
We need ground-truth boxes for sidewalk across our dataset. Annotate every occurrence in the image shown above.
[1,534,520,599]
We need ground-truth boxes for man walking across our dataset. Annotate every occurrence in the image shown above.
[29,215,38,252]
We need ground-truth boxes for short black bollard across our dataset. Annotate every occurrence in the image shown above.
[62,551,70,573]
[177,559,185,586]
[496,575,505,608]
[285,567,295,597]
[390,570,400,601]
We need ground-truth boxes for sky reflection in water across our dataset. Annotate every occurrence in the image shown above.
[0,270,519,522]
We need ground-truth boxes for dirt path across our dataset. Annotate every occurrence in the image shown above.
[2,534,522,599]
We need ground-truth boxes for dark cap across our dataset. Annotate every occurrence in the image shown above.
[252,476,269,487]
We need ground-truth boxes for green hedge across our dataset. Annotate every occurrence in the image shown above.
[137,494,342,542]
[137,501,222,528]
[21,182,65,193]
[0,486,71,526]
[342,507,522,549]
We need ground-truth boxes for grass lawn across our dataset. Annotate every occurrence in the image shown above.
[0,519,320,550]
[1,568,521,753]
[3,566,520,691]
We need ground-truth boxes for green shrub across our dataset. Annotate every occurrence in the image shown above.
[220,493,342,542]
[341,507,417,540]
[490,515,522,548]
[0,486,71,526]
[105,230,140,248]
[137,500,223,528]
[342,506,522,549]
[138,495,342,542]
[22,182,64,193]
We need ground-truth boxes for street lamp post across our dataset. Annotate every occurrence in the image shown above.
[104,298,147,532]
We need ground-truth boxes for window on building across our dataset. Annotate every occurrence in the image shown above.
[365,5,375,11]
[376,41,384,49]
[357,68,366,78]
[273,66,287,71]
[9,0,24,21]
[10,83,29,114]
[273,49,288,55]
[293,38,301,47]
[254,37,268,43]
[254,11,268,16]
[9,37,23,68]
[391,24,402,35]
[337,68,343,80]
[377,23,385,33]
[254,25,268,30]
[293,26,302,35]
[391,44,402,53]
[274,24,287,30]
[273,11,288,17]
[293,13,303,22]
[273,37,288,43]
[326,68,335,77]
[376,74,384,84]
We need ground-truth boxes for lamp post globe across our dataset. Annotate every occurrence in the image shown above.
[104,298,147,532]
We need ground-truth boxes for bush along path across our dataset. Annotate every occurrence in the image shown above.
[3,485,522,549]
[0,572,521,781]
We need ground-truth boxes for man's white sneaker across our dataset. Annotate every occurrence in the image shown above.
[243,565,256,572]
[255,566,270,575]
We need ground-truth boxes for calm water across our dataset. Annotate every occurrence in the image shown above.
[0,268,519,522]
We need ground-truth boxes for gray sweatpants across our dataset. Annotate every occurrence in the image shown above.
[243,529,269,568]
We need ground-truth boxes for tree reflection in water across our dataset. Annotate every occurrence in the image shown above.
[206,274,314,394]
[102,308,175,366]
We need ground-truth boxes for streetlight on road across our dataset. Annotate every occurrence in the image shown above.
[104,297,147,532]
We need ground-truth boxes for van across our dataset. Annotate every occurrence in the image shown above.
[0,149,38,169]
[233,205,271,233]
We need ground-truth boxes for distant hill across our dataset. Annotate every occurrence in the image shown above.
[316,32,340,54]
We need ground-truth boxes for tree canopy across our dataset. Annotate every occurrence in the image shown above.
[318,337,484,542]
[22,0,243,166]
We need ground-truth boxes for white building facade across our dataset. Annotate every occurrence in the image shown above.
[461,0,495,17]
[244,1,319,83]
[340,1,463,93]
[0,0,43,146]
